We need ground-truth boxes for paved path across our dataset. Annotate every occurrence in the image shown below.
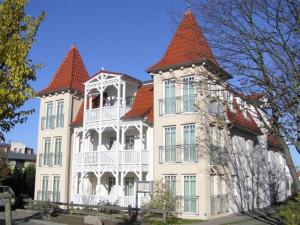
[0,209,46,225]
[190,208,281,225]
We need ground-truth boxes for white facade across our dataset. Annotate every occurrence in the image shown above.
[70,71,153,207]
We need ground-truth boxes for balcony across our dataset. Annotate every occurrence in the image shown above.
[37,191,60,202]
[85,105,131,123]
[72,195,139,207]
[41,114,64,129]
[159,144,198,163]
[159,95,196,115]
[176,196,199,214]
[73,150,150,166]
[39,152,62,167]
[208,101,224,117]
[211,194,229,215]
[210,145,228,165]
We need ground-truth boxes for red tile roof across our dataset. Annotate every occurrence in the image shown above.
[245,93,265,101]
[267,133,281,147]
[39,45,89,95]
[71,84,154,126]
[72,103,84,126]
[122,84,154,123]
[227,99,262,135]
[147,10,217,73]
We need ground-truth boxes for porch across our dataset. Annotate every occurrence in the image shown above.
[72,171,148,207]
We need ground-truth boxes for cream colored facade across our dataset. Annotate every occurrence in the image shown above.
[34,91,83,203]
[150,64,291,220]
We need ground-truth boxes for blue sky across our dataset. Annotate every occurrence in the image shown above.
[4,0,300,167]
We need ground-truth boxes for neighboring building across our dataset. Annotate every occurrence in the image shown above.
[34,10,291,220]
[0,141,36,169]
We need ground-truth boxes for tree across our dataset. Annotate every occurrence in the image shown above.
[0,0,45,141]
[0,152,11,184]
[24,164,35,198]
[142,180,177,219]
[188,0,300,194]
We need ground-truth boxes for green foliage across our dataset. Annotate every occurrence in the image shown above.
[0,151,11,183]
[4,164,36,207]
[24,163,35,198]
[278,196,300,225]
[0,0,45,141]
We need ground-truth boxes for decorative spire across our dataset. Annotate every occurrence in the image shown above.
[147,10,216,73]
[39,45,89,95]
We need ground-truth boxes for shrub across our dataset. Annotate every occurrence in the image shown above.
[278,195,300,225]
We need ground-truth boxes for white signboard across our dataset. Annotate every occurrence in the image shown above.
[137,181,152,193]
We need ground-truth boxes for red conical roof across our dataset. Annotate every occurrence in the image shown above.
[147,10,216,73]
[39,45,89,95]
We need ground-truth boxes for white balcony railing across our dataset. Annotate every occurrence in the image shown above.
[73,150,149,166]
[85,106,131,122]
[72,194,141,207]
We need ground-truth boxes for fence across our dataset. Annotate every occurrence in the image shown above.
[211,195,229,215]
[39,152,62,167]
[24,199,169,223]
[159,144,198,163]
[159,95,196,115]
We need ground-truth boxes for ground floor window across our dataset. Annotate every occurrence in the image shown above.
[183,175,197,213]
[124,177,135,196]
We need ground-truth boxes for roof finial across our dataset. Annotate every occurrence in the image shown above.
[101,66,105,71]
[71,42,77,49]
[185,3,192,15]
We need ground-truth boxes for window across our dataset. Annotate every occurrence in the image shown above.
[164,79,176,114]
[41,176,49,201]
[183,124,196,162]
[108,176,116,194]
[209,126,214,146]
[54,137,62,166]
[52,176,60,202]
[210,175,216,196]
[182,76,195,112]
[43,138,51,166]
[109,136,116,150]
[56,100,64,128]
[125,135,135,150]
[183,175,197,213]
[165,175,176,197]
[126,96,134,107]
[164,126,176,162]
[124,177,135,196]
[217,129,222,147]
[45,102,53,129]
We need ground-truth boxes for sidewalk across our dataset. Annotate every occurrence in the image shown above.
[190,208,281,225]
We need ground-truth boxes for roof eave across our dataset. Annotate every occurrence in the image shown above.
[147,59,232,80]
[37,87,84,97]
[229,122,262,135]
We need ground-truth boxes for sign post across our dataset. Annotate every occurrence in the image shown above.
[135,181,153,209]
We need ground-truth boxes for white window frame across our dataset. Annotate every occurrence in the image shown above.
[163,126,176,163]
[182,174,197,214]
[162,79,176,115]
[55,100,64,128]
[181,124,196,163]
[181,75,195,113]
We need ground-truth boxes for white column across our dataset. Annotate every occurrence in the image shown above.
[122,82,126,107]
[116,78,121,199]
[139,123,143,180]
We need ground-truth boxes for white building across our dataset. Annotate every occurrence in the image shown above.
[34,10,291,220]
